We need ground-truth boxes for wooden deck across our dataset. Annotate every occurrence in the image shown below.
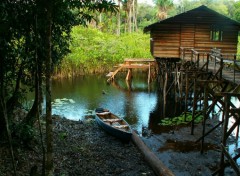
[181,48,240,85]
[204,60,240,84]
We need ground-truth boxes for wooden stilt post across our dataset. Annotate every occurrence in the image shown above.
[184,73,189,121]
[126,68,132,81]
[174,66,177,103]
[201,84,208,154]
[180,71,183,110]
[148,62,151,84]
[163,72,168,118]
[236,122,239,139]
[219,94,230,176]
[191,76,197,135]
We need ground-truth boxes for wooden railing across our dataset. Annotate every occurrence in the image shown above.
[180,47,240,84]
[210,48,240,84]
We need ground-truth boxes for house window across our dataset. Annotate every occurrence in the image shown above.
[210,27,223,41]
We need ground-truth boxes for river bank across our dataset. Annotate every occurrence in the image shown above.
[1,114,238,176]
[0,116,155,176]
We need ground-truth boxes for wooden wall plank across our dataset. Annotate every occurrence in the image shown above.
[149,10,239,59]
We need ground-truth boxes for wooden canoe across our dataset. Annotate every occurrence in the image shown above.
[95,110,132,142]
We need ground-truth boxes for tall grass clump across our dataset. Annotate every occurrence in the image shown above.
[55,26,152,77]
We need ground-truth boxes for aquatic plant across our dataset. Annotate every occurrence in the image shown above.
[159,112,203,126]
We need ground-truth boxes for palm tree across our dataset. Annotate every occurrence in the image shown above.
[153,0,173,20]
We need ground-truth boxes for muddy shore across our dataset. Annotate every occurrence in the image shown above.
[0,115,238,176]
[0,116,155,176]
[142,117,238,176]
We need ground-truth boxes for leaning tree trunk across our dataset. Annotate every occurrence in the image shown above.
[0,41,17,175]
[23,65,40,126]
[0,91,17,176]
[0,48,6,136]
[44,0,53,175]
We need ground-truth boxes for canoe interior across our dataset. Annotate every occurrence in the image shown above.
[96,112,132,133]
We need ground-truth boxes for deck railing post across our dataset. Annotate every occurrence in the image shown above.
[206,53,209,72]
[182,47,185,60]
[197,53,200,68]
[234,55,236,84]
[220,55,223,80]
[191,49,193,62]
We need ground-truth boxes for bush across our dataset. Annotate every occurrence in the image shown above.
[56,26,152,76]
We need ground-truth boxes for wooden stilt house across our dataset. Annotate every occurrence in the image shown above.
[144,5,240,60]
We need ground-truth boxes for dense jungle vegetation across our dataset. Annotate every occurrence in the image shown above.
[56,0,240,76]
[1,0,240,175]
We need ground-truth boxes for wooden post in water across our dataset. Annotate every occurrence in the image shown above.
[219,94,230,176]
[184,73,189,121]
[201,84,208,154]
[163,72,168,118]
[236,120,240,139]
[180,70,184,105]
[191,76,197,135]
[174,66,177,103]
[126,68,132,81]
[148,62,151,84]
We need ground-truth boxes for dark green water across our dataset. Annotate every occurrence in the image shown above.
[36,74,159,134]
[26,73,240,159]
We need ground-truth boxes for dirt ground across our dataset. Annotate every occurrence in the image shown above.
[0,115,239,176]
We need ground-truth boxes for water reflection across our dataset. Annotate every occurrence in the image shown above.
[27,74,240,159]
[33,74,159,134]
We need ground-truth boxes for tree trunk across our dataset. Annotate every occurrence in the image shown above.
[117,0,121,35]
[0,41,17,175]
[127,0,132,33]
[0,93,17,176]
[44,0,53,175]
[6,64,23,119]
[24,65,39,126]
[133,0,138,32]
[0,40,6,136]
[132,0,135,32]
